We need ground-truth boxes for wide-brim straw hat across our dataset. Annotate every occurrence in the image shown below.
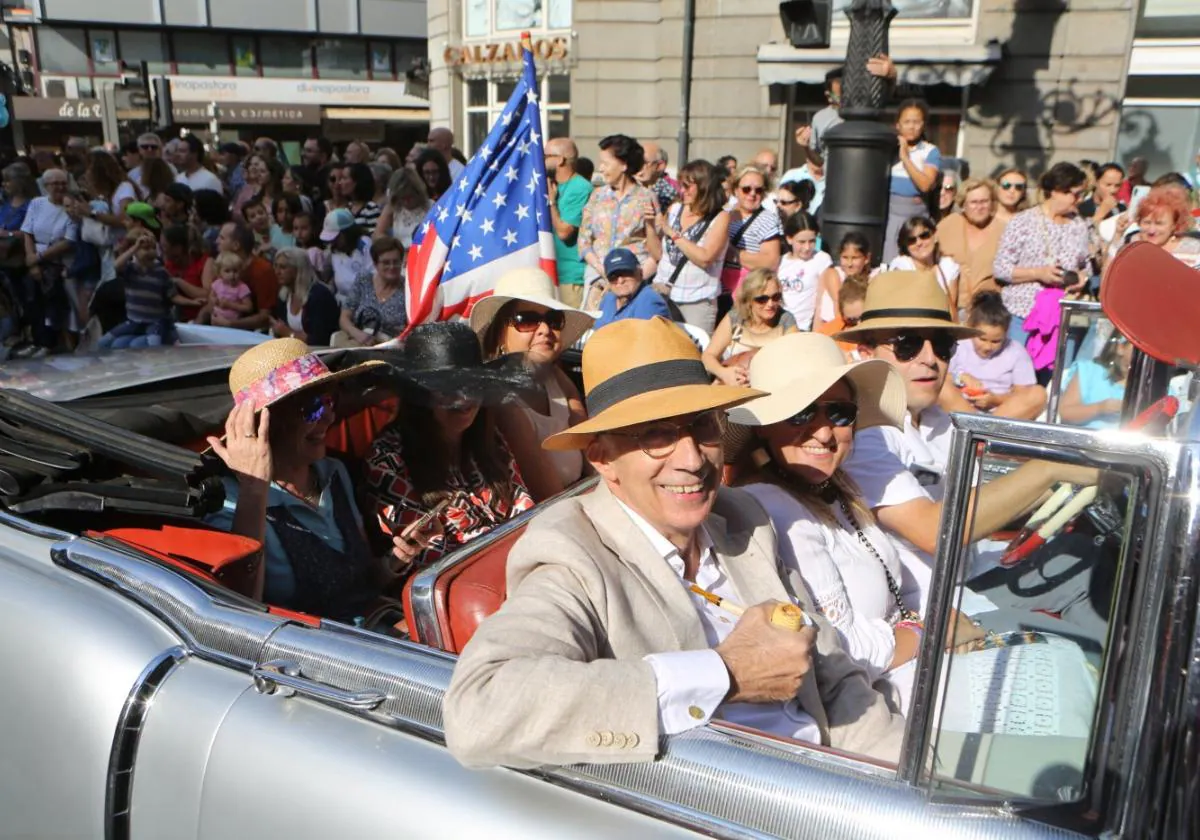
[469,266,595,352]
[544,316,763,451]
[228,337,388,412]
[726,333,907,431]
[391,320,543,407]
[833,269,981,342]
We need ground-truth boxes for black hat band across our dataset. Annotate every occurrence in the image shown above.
[587,359,709,416]
[860,307,952,322]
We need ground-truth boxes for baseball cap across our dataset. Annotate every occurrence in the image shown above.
[603,247,640,278]
[125,201,161,230]
[320,208,358,242]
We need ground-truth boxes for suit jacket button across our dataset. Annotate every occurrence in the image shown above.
[586,731,602,747]
[599,730,614,747]
[613,732,628,749]
[688,705,705,720]
[627,733,640,749]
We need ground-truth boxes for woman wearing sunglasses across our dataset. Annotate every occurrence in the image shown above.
[888,215,960,320]
[702,267,797,387]
[726,332,1099,730]
[471,268,594,501]
[993,168,1030,224]
[720,166,783,313]
[205,338,396,622]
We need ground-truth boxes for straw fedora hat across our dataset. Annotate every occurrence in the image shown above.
[833,270,980,342]
[726,333,906,431]
[228,337,387,412]
[543,316,763,451]
[469,267,595,352]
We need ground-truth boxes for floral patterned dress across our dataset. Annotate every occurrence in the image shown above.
[364,425,534,566]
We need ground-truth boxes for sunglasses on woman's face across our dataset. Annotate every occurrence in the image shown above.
[299,393,336,424]
[753,293,783,304]
[883,333,957,363]
[510,310,566,332]
[999,181,1026,192]
[786,400,858,428]
[739,185,766,197]
[909,229,934,243]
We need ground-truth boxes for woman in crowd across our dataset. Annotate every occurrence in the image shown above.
[337,234,407,346]
[934,170,961,223]
[139,157,176,209]
[340,162,383,229]
[364,321,536,568]
[703,267,797,386]
[271,194,302,250]
[937,177,1005,315]
[1059,329,1133,430]
[282,166,314,214]
[19,169,76,354]
[1079,162,1125,227]
[376,167,432,247]
[652,159,730,333]
[721,165,782,309]
[233,153,281,220]
[775,180,807,222]
[375,147,402,172]
[812,232,875,332]
[1123,185,1200,263]
[888,215,960,315]
[413,149,451,203]
[270,246,340,346]
[578,134,660,306]
[728,332,1098,730]
[205,339,398,621]
[369,162,392,207]
[82,150,138,233]
[993,162,1091,342]
[471,267,593,501]
[321,208,374,307]
[0,164,36,267]
[323,163,346,214]
[884,99,941,263]
[993,167,1030,224]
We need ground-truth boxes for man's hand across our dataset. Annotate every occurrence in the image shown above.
[548,179,558,203]
[794,125,812,149]
[715,602,815,703]
[946,608,986,653]
[866,53,896,82]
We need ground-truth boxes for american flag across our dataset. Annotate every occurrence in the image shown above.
[404,37,557,331]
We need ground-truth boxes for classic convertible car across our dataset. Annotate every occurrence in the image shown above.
[1,278,1197,838]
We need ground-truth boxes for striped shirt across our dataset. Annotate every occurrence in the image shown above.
[120,261,173,324]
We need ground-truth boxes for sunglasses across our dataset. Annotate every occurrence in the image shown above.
[299,393,336,424]
[608,410,725,460]
[786,400,858,428]
[999,181,1026,192]
[907,229,935,243]
[778,197,800,207]
[510,310,565,332]
[753,293,783,304]
[139,144,161,152]
[882,333,957,363]
[739,185,766,197]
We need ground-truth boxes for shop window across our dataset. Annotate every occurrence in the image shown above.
[546,108,569,139]
[1117,103,1200,180]
[174,32,232,76]
[547,0,571,29]
[1136,0,1200,36]
[232,35,258,77]
[370,42,393,79]
[394,40,425,80]
[547,73,569,105]
[467,79,487,107]
[118,31,170,76]
[37,27,90,76]
[464,0,489,37]
[496,0,542,31]
[462,74,570,155]
[464,0,571,36]
[261,36,312,79]
[315,39,368,80]
[90,30,118,74]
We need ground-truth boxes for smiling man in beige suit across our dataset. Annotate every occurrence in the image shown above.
[445,317,905,770]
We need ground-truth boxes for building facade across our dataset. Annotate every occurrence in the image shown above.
[4,0,429,151]
[430,0,1143,179]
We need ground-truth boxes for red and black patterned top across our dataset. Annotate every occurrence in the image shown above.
[363,425,534,566]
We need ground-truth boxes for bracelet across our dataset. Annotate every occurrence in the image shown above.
[896,619,925,644]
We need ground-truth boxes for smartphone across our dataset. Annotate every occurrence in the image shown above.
[1129,184,1151,219]
[391,499,449,545]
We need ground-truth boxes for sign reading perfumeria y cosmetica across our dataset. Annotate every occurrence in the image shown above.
[167,77,428,108]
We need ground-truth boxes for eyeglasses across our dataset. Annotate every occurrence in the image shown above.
[376,259,402,269]
[753,293,783,304]
[299,393,336,424]
[510,310,566,332]
[777,197,800,207]
[908,229,935,243]
[786,400,858,428]
[739,185,766,197]
[139,144,161,152]
[607,410,726,459]
[882,333,957,363]
[941,184,957,192]
[999,181,1026,192]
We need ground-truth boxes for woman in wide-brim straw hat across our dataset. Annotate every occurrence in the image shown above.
[204,337,405,622]
[471,266,595,501]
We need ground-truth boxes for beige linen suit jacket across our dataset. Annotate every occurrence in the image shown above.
[444,482,905,769]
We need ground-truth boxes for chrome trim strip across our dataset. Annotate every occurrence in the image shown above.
[1046,299,1102,423]
[105,645,188,840]
[407,475,599,649]
[0,507,73,541]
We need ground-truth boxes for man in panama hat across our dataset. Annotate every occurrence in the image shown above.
[835,271,1105,641]
[445,316,904,769]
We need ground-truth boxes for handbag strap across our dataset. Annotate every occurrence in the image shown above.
[665,208,719,287]
[836,496,919,623]
[730,207,765,252]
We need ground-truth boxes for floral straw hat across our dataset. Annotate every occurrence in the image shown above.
[227,337,387,412]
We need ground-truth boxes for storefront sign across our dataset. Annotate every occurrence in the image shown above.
[167,76,426,108]
[443,36,569,66]
[171,102,321,125]
[12,97,103,121]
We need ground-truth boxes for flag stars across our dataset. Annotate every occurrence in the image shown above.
[462,208,473,222]
[526,171,542,192]
[503,229,518,246]
[480,143,493,159]
[458,177,469,191]
[451,235,462,249]
[504,166,519,183]
[526,89,538,104]
[474,184,487,198]
[517,140,531,156]
[480,217,495,234]
[437,207,449,222]
[516,203,530,220]
[530,129,541,144]
[455,203,465,218]
[492,192,507,209]
[468,244,483,261]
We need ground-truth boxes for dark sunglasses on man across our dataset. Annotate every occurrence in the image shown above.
[881,333,957,363]
[510,310,566,332]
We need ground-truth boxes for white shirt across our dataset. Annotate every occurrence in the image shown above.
[887,255,959,295]
[178,165,225,194]
[777,251,832,330]
[619,501,822,744]
[449,158,465,180]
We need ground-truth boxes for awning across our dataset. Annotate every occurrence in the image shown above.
[757,40,1002,87]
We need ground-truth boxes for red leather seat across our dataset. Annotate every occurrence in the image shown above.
[94,525,263,597]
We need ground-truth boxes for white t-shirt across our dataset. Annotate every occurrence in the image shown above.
[777,251,832,330]
[888,255,959,294]
[178,166,225,194]
[449,159,465,180]
[844,406,953,511]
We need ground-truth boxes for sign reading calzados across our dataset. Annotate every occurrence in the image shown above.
[443,37,568,66]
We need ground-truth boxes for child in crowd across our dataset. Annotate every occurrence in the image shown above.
[817,275,869,361]
[209,251,254,325]
[945,290,1045,419]
[98,231,175,350]
[124,201,161,242]
[271,195,300,251]
[812,232,876,332]
[292,211,330,278]
[777,211,831,331]
[242,199,276,260]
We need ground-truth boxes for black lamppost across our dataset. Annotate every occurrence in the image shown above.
[820,0,897,264]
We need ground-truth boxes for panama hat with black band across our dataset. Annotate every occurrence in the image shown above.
[543,316,763,451]
[833,270,980,343]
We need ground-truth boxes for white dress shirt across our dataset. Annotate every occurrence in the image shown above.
[616,500,822,744]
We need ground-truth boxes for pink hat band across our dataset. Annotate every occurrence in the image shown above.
[234,352,332,411]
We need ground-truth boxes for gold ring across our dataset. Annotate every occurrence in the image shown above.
[244,432,257,438]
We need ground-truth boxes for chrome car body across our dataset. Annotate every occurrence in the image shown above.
[0,346,1196,839]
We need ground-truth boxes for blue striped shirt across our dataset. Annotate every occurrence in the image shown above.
[121,261,173,323]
